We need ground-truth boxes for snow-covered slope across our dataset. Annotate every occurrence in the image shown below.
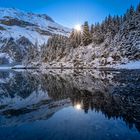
[40,5,140,69]
[0,8,70,64]
[0,8,70,45]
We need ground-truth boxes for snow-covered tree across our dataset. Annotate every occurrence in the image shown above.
[38,3,140,67]
[92,22,104,44]
[90,24,94,34]
[68,29,82,48]
[136,3,140,14]
[23,45,38,66]
[40,34,68,62]
[82,21,92,46]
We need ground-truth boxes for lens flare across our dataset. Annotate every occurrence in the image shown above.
[74,24,81,31]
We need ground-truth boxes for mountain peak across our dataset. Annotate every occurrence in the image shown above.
[0,7,71,64]
[0,7,70,44]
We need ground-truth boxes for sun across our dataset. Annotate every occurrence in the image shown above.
[74,104,82,110]
[74,24,81,31]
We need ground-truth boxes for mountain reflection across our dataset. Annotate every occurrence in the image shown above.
[0,69,140,132]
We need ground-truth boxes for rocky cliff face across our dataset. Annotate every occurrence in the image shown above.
[0,37,34,64]
[0,8,70,64]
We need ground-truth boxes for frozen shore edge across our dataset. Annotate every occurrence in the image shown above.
[0,61,140,70]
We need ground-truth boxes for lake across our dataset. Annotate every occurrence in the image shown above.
[0,69,140,140]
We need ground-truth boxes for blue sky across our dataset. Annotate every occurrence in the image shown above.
[0,0,139,27]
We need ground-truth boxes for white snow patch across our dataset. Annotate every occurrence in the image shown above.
[0,53,13,63]
[0,66,11,70]
[0,25,49,45]
[115,61,140,69]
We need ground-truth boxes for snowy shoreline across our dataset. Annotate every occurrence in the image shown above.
[0,61,140,70]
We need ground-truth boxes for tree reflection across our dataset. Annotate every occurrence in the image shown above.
[0,69,140,131]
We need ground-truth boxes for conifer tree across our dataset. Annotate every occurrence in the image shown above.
[136,3,140,13]
[74,30,82,47]
[90,24,94,34]
[82,21,92,46]
[68,29,81,48]
[129,5,135,18]
[125,6,135,20]
[129,5,135,16]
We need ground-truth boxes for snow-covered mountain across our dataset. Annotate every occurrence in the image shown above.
[0,8,70,64]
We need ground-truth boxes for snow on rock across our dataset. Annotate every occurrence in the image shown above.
[0,53,13,64]
[0,25,49,45]
[43,42,140,70]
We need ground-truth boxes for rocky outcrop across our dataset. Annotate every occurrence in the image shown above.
[0,37,34,63]
[0,18,36,27]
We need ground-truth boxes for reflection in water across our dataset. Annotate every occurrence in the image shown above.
[0,69,140,140]
[74,104,82,110]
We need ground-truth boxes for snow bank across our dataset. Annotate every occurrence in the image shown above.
[0,66,11,69]
[115,61,140,69]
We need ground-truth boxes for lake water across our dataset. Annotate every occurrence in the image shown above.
[0,69,140,140]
